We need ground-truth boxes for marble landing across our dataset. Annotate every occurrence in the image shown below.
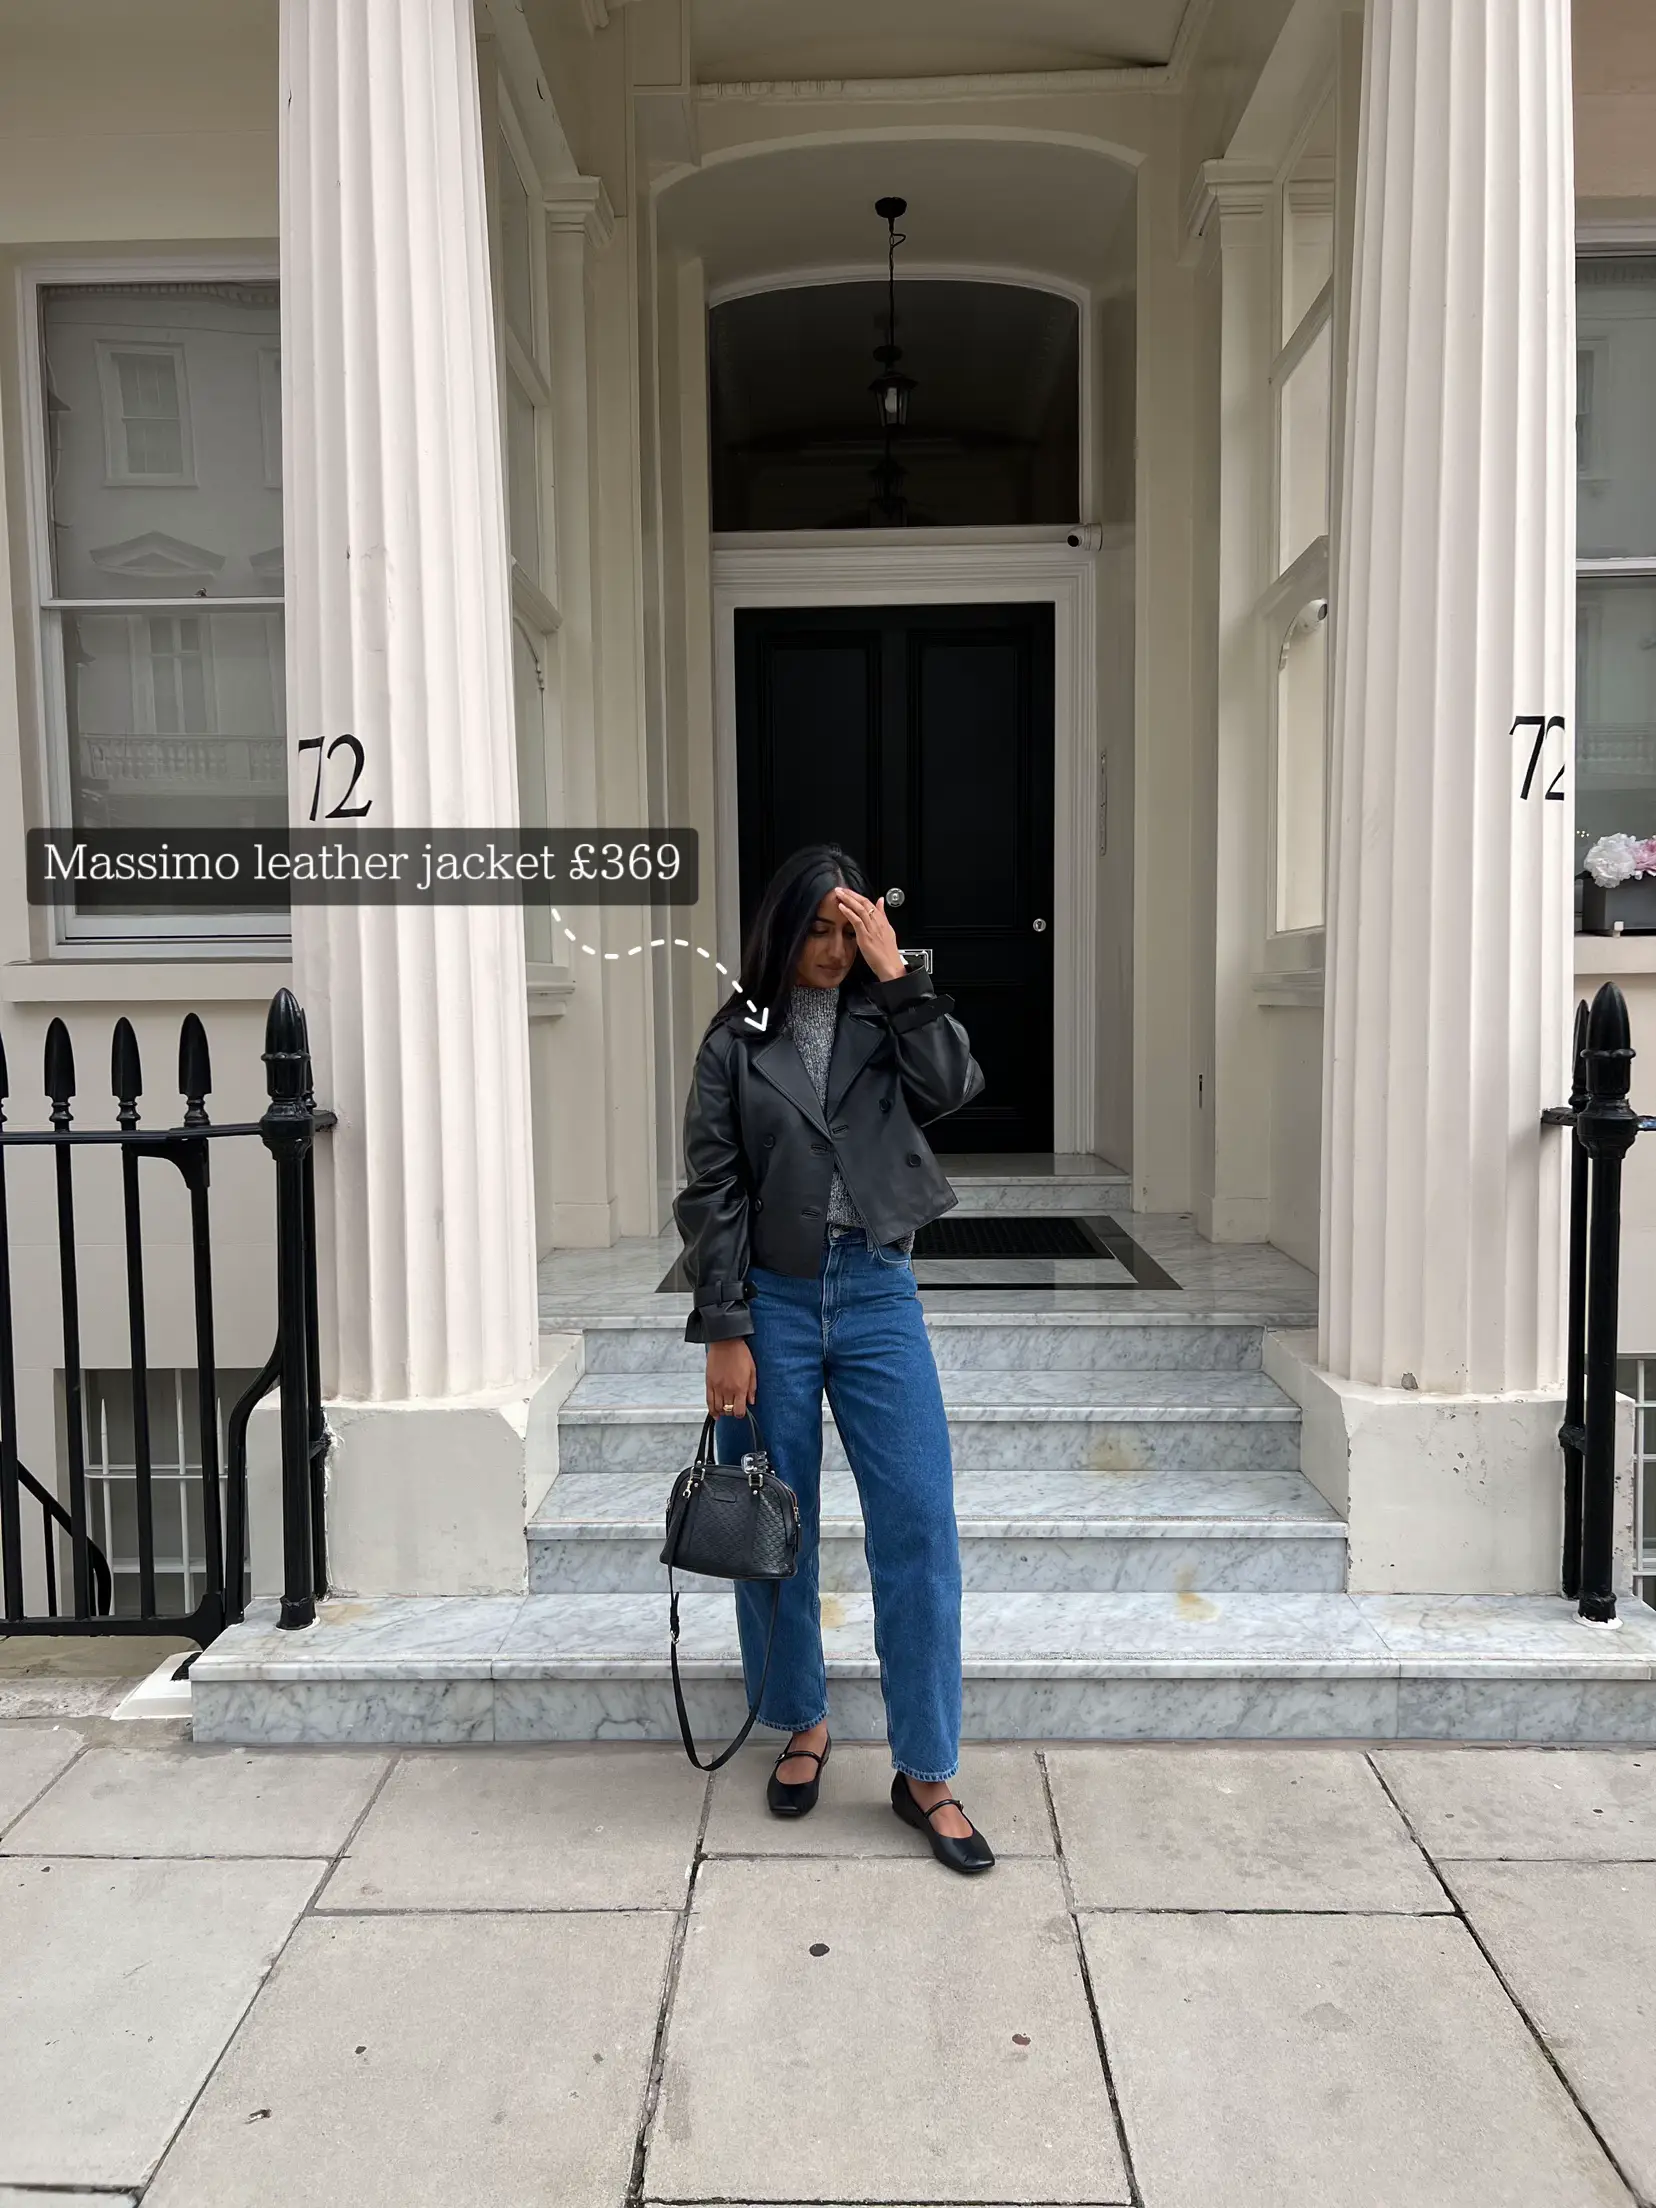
[189,1592,1656,1747]
[527,1463,1347,1595]
[538,1212,1319,1332]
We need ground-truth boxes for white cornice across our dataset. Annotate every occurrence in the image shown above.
[694,0,1212,103]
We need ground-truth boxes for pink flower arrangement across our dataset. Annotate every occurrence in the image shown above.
[1584,833,1656,889]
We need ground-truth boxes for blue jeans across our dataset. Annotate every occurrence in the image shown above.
[713,1226,963,1781]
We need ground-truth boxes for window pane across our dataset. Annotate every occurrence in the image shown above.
[1278,317,1331,570]
[507,374,540,580]
[499,142,535,356]
[1275,597,1329,932]
[1577,255,1656,558]
[56,606,286,915]
[42,282,283,597]
[1576,574,1656,863]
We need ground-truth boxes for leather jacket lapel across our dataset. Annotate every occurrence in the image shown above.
[826,991,884,1120]
[750,1034,832,1138]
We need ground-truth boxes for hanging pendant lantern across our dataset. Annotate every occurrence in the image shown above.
[868,196,914,523]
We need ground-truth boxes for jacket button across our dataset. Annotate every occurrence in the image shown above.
[754,1198,763,1212]
[762,1133,776,1148]
[906,1152,921,1166]
[879,1098,892,1112]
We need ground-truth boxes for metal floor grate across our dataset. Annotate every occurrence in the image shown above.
[914,1215,1101,1258]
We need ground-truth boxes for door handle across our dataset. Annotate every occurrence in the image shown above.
[884,886,906,910]
[1032,918,1048,934]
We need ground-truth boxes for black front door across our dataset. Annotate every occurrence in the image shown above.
[734,602,1054,1154]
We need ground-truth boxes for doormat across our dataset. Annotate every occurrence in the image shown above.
[656,1216,1178,1295]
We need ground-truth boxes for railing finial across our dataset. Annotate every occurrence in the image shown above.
[43,1018,75,1122]
[111,1017,143,1131]
[178,1012,212,1128]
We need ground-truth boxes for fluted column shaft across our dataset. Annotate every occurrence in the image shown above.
[1319,0,1575,1394]
[280,0,537,1400]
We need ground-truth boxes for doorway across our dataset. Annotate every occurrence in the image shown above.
[734,602,1055,1153]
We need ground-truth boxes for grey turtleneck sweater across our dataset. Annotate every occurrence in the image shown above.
[783,980,916,1255]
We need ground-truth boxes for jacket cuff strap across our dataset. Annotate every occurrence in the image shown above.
[693,1277,748,1309]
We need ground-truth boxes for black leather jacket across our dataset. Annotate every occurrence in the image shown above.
[672,967,984,1344]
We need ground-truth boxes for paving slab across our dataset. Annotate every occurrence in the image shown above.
[704,1744,1053,1859]
[1048,1746,1447,1912]
[1441,1859,1656,2202]
[0,1723,85,1834]
[1375,1747,1656,1858]
[143,1911,674,2208]
[1083,1912,1629,2207]
[0,2194,133,2207]
[650,1856,1127,2205]
[2,1743,388,1858]
[0,1855,320,2190]
[320,1746,703,1910]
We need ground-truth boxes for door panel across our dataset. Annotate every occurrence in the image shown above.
[735,602,1054,1152]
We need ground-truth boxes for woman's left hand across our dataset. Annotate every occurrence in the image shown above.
[833,887,907,983]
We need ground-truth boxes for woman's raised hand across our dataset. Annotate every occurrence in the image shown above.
[832,887,907,983]
[705,1337,758,1420]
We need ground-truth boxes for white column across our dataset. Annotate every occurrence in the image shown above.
[279,0,538,1405]
[1319,0,1575,1398]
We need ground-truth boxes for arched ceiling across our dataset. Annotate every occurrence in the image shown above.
[690,0,1189,83]
[657,136,1138,295]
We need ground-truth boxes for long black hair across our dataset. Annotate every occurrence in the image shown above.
[701,843,878,1046]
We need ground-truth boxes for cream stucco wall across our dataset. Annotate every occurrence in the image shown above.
[0,1,285,1551]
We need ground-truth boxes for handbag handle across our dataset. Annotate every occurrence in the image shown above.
[696,1406,770,1469]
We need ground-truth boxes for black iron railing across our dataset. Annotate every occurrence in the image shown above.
[1546,981,1652,1624]
[0,988,332,1643]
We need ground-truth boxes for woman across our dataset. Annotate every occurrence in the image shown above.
[672,843,994,1874]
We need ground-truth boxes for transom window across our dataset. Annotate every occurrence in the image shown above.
[709,279,1081,531]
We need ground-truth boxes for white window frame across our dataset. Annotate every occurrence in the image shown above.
[95,337,194,487]
[18,254,287,952]
[1259,88,1337,965]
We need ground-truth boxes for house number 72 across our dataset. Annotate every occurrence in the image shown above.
[1514,714,1566,802]
[297,734,373,822]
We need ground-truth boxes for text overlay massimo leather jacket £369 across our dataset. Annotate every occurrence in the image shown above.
[673,966,985,1344]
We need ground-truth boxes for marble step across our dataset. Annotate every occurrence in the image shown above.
[190,1590,1656,1747]
[555,1368,1303,1475]
[573,1311,1268,1375]
[527,1465,1347,1595]
[943,1173,1131,1214]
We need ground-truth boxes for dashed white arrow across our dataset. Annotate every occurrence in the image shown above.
[550,906,770,1030]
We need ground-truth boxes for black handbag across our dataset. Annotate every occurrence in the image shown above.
[660,1407,800,1771]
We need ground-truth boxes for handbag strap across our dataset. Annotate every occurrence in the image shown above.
[668,1570,780,1774]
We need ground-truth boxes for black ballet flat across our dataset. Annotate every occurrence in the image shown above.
[891,1771,996,1874]
[767,1734,831,1817]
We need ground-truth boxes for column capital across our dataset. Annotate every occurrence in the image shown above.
[543,175,616,251]
[1184,158,1275,260]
